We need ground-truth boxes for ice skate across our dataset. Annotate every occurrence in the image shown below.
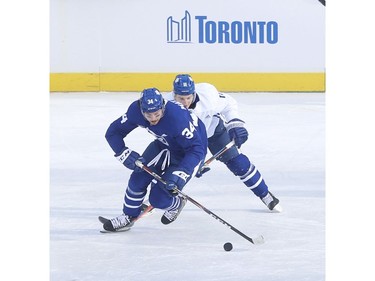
[103,214,135,232]
[261,192,282,213]
[161,196,187,225]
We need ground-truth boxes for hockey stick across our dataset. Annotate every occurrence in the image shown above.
[199,139,235,171]
[137,140,234,216]
[135,160,265,245]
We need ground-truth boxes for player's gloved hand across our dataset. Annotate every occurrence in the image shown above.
[195,165,211,178]
[115,147,145,172]
[226,118,249,148]
[163,169,190,196]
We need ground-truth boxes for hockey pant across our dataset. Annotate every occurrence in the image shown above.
[122,140,200,217]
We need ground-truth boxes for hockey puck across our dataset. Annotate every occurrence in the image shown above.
[223,242,233,251]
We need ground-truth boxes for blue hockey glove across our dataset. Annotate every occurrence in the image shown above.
[115,147,145,172]
[226,118,249,148]
[162,169,190,196]
[195,166,211,178]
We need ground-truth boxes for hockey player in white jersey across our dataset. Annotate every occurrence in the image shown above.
[164,74,282,212]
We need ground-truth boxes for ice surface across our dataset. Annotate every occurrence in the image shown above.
[50,92,325,281]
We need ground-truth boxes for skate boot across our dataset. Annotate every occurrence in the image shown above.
[103,214,135,232]
[261,192,282,213]
[161,196,187,225]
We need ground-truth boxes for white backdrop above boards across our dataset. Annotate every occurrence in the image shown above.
[50,0,325,92]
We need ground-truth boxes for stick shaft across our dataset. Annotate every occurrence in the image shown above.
[135,160,263,245]
[201,140,235,168]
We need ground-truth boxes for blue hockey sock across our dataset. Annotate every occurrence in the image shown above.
[123,185,147,217]
[225,154,268,198]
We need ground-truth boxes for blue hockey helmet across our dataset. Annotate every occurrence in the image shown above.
[139,88,165,114]
[173,74,195,96]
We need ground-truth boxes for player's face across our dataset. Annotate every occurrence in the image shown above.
[143,109,163,125]
[174,94,194,109]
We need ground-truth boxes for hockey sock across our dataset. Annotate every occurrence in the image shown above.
[123,186,147,217]
[225,154,268,198]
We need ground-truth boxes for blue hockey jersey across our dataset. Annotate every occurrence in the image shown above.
[105,99,208,175]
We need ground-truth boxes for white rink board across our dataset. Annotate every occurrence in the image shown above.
[50,0,325,73]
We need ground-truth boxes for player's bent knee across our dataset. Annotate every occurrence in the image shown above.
[225,154,251,176]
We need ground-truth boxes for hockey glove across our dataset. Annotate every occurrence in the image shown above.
[115,147,145,172]
[195,165,211,178]
[163,169,190,196]
[226,118,249,148]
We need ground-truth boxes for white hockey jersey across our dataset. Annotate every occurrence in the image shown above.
[164,83,240,138]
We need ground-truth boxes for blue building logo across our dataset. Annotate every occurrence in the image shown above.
[167,11,278,44]
[167,11,192,43]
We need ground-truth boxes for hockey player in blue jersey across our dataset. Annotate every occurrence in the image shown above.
[164,74,282,212]
[102,88,207,232]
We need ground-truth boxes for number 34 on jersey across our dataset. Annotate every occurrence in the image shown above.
[182,112,199,139]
